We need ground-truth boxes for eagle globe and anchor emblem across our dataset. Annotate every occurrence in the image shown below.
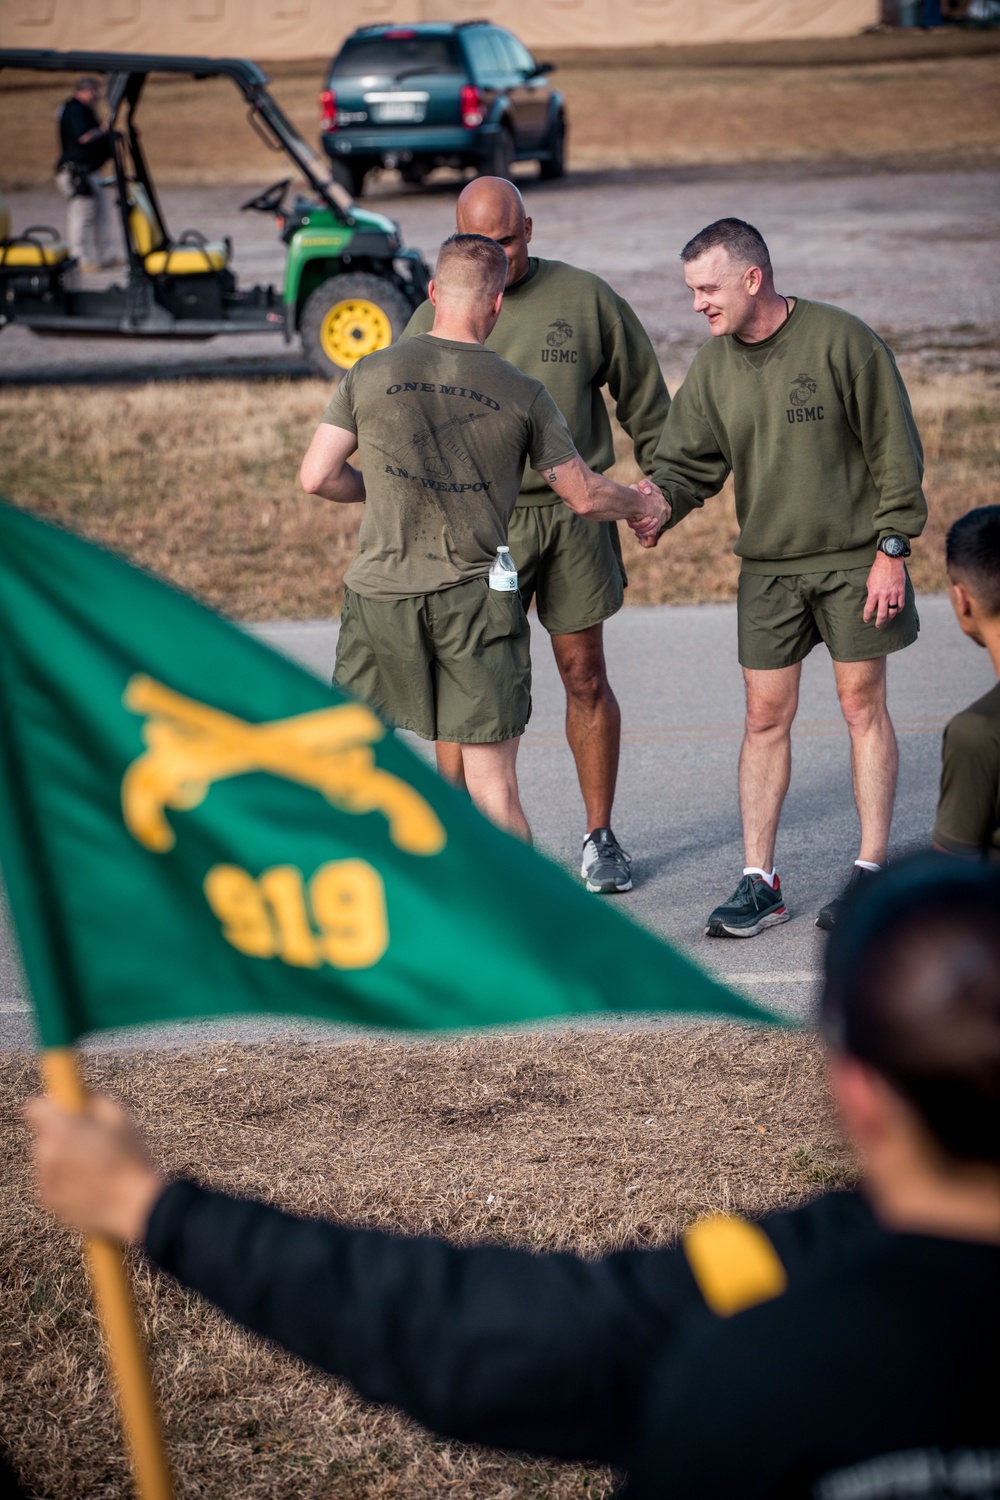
[789,372,818,407]
[546,318,574,347]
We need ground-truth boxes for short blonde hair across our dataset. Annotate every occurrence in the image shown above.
[433,233,507,303]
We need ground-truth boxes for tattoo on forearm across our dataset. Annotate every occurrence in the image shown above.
[546,469,558,484]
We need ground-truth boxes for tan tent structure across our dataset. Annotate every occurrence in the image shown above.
[1,1,879,61]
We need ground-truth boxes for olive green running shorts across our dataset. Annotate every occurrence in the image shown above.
[509,502,626,636]
[737,565,919,670]
[335,578,531,743]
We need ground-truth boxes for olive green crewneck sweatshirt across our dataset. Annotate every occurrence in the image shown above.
[403,258,670,504]
[651,298,927,573]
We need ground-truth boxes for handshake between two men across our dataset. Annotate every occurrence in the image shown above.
[628,477,669,548]
[532,458,669,542]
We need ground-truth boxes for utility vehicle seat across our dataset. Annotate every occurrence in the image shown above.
[126,183,230,275]
[0,197,70,267]
[0,230,71,268]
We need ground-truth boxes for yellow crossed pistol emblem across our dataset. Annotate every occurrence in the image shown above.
[120,675,446,856]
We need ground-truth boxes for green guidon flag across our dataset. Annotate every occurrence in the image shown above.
[0,501,778,1048]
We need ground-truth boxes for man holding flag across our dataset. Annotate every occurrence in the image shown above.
[4,473,995,1493]
[25,860,1000,1498]
[0,492,754,1500]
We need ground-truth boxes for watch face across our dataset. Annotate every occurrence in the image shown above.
[881,535,907,557]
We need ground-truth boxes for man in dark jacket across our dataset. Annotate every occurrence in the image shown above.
[26,858,1000,1497]
[55,76,119,271]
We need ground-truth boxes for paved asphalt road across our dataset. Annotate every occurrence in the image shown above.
[1,163,998,382]
[0,596,992,1051]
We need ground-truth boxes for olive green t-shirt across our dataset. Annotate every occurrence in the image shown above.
[323,334,576,601]
[933,680,1000,864]
[403,258,670,505]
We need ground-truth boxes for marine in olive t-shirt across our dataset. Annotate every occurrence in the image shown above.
[322,333,576,602]
[933,681,1000,863]
[403,258,669,505]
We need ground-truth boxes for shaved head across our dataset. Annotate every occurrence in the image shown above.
[457,176,525,231]
[455,177,532,287]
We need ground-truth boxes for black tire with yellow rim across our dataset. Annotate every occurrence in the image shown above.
[300,272,414,380]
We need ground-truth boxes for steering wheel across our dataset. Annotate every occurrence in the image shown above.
[240,178,292,214]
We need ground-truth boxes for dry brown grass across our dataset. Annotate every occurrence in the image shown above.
[0,1025,850,1498]
[1,34,999,191]
[0,379,345,621]
[1,367,996,620]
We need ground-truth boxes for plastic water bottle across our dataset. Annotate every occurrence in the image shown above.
[489,545,518,592]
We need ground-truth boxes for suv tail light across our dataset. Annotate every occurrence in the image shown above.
[460,84,484,129]
[319,88,337,132]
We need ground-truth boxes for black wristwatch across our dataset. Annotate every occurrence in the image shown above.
[877,534,911,559]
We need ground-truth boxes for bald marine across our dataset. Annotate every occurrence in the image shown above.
[455,177,533,287]
[401,176,671,893]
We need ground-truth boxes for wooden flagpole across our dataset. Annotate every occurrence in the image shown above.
[41,1047,175,1500]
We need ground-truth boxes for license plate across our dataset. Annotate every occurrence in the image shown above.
[374,100,424,123]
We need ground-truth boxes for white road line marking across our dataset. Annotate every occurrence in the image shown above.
[717,971,821,984]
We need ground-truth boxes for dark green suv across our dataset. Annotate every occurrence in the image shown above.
[320,22,566,195]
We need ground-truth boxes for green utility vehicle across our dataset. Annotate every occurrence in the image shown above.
[0,49,430,377]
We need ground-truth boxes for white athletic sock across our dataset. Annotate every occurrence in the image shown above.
[743,866,777,888]
[854,860,881,873]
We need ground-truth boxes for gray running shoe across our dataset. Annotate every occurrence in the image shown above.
[816,865,876,930]
[581,827,633,893]
[705,873,790,938]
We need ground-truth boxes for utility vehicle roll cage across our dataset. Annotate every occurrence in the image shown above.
[0,48,356,229]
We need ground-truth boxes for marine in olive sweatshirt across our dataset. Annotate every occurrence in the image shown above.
[637,218,927,939]
[933,506,1000,864]
[403,178,670,898]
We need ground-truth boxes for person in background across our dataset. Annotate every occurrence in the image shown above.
[25,858,1000,1499]
[933,505,1000,862]
[55,76,120,272]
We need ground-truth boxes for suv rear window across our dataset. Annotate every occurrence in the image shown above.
[332,35,463,78]
[498,31,538,75]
